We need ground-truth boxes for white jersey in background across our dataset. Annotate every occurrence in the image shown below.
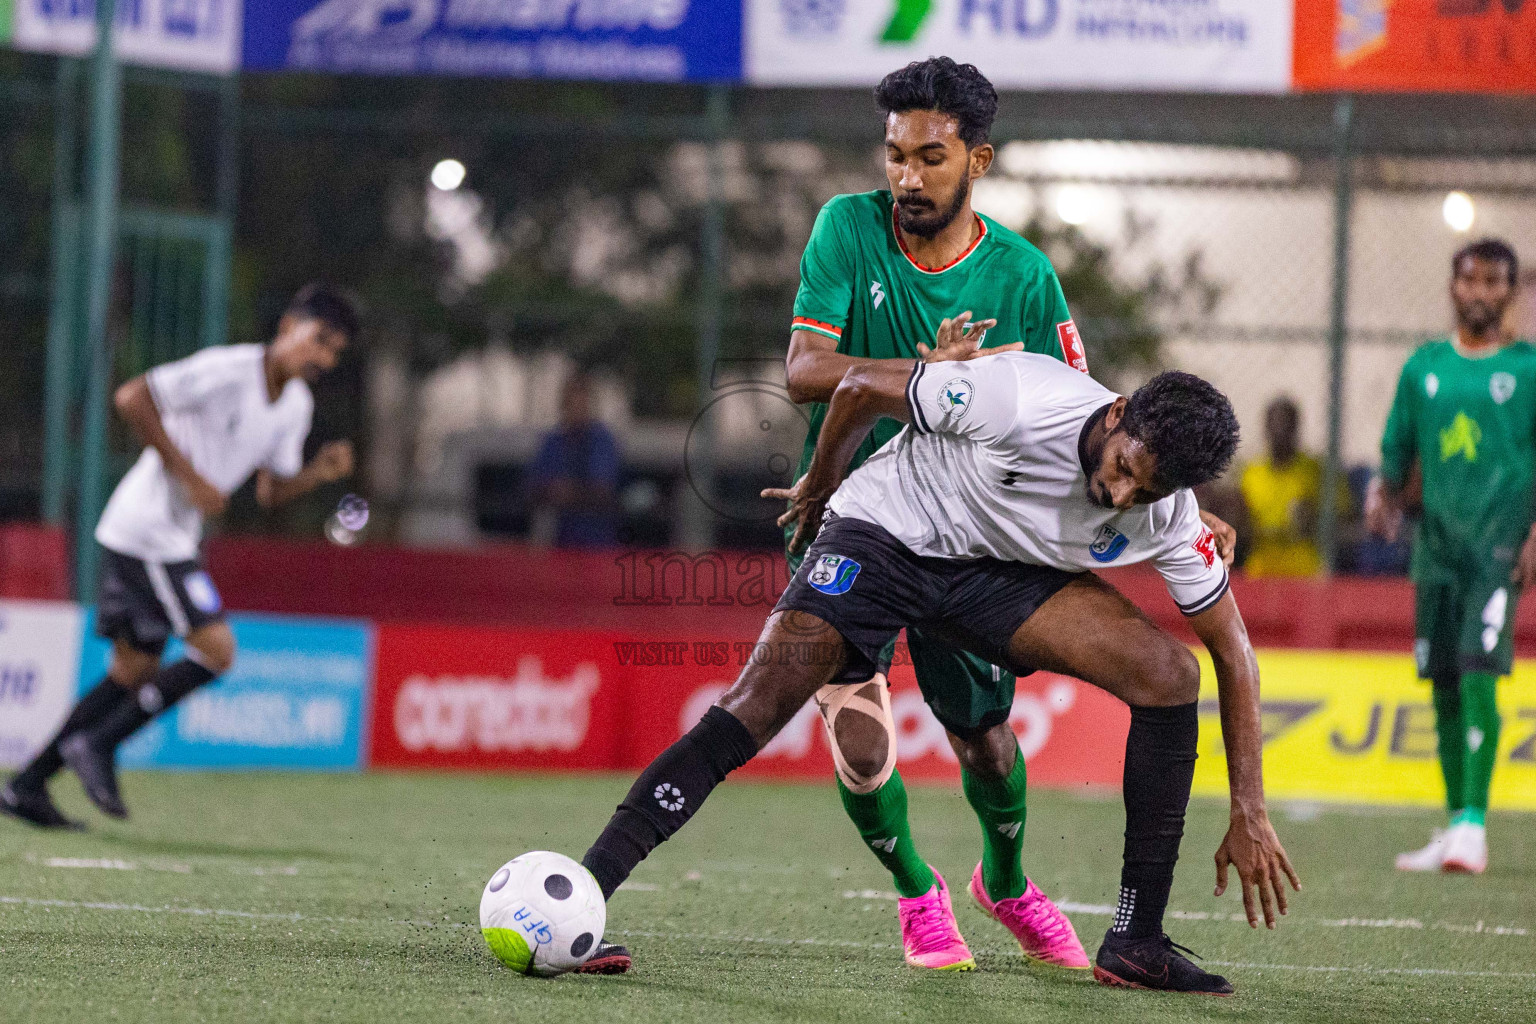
[95,345,314,563]
[829,352,1228,616]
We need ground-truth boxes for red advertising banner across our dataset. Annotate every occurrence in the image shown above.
[370,625,1129,788]
[371,624,628,772]
[1295,0,1536,93]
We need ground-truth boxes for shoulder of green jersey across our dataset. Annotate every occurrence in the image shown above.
[974,217,1055,272]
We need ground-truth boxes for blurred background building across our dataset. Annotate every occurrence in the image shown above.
[3,1,1536,587]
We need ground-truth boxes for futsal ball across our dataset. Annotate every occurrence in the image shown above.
[479,851,606,977]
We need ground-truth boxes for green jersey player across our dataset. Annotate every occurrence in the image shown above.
[779,58,1236,973]
[1368,238,1536,875]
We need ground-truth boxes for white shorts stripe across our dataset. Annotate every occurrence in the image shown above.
[143,560,191,638]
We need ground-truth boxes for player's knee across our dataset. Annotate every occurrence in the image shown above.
[189,625,237,676]
[817,678,896,794]
[110,647,158,687]
[948,724,1017,779]
[1130,637,1200,707]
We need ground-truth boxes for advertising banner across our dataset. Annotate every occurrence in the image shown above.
[0,600,85,769]
[1294,0,1536,93]
[12,0,241,74]
[746,0,1293,93]
[1192,648,1536,809]
[370,624,628,771]
[78,612,375,770]
[243,0,742,82]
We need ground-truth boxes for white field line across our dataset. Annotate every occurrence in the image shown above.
[30,855,298,876]
[3,893,1532,982]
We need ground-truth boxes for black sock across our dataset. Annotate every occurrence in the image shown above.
[1112,702,1198,939]
[583,706,757,899]
[11,677,132,791]
[83,658,219,750]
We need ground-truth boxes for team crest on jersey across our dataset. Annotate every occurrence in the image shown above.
[1491,372,1516,405]
[808,554,861,596]
[1425,373,1439,399]
[1192,528,1218,569]
[1089,524,1130,563]
[937,377,973,419]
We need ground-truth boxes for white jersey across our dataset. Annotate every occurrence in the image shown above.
[829,352,1229,616]
[96,344,313,563]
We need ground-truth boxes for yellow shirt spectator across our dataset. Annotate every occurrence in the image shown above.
[1240,453,1328,577]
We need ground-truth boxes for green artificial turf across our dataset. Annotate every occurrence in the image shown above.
[2,772,1533,1023]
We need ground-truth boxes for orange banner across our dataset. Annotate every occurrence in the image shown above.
[1295,0,1536,93]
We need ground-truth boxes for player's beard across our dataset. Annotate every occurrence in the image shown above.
[896,171,971,240]
[1456,297,1508,336]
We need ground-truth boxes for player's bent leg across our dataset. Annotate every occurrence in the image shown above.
[1003,575,1223,993]
[7,639,158,828]
[950,725,1089,969]
[64,625,232,819]
[581,610,848,902]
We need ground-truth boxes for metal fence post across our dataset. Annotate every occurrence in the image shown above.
[202,70,239,350]
[1319,94,1355,574]
[680,84,729,550]
[42,57,80,527]
[74,0,123,600]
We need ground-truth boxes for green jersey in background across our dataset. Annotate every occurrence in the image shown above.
[1380,338,1536,677]
[1380,338,1536,580]
[790,190,1081,485]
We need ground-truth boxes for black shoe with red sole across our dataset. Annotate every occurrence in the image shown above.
[1093,931,1233,996]
[573,942,631,975]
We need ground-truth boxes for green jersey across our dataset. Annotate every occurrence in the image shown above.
[791,190,1081,482]
[1380,338,1536,580]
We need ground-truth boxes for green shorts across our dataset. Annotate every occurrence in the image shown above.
[1414,563,1520,678]
[787,545,1016,737]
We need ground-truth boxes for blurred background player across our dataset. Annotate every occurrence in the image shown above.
[1,284,359,829]
[1367,239,1536,874]
[779,57,1235,973]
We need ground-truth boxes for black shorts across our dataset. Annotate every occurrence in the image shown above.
[774,515,1082,703]
[97,547,225,656]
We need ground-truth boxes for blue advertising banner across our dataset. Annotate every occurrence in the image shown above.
[79,612,375,771]
[243,0,742,82]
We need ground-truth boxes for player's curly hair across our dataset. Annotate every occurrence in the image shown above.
[875,57,998,149]
[1120,371,1240,492]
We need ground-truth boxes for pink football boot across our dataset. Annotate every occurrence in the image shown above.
[969,863,1090,969]
[897,868,976,971]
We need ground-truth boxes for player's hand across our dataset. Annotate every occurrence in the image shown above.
[1363,476,1402,542]
[761,475,829,556]
[1214,807,1301,929]
[1513,526,1536,586]
[917,311,1009,363]
[1199,510,1237,569]
[310,440,355,484]
[184,474,227,517]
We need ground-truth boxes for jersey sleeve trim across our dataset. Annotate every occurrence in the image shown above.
[1176,570,1230,617]
[791,316,843,341]
[906,360,933,434]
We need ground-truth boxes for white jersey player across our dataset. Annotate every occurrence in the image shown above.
[3,284,359,829]
[830,350,1229,617]
[572,314,1298,997]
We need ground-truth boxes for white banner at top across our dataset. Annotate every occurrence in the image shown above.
[746,0,1292,94]
[14,0,241,74]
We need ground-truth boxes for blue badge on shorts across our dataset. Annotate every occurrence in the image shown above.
[1089,525,1129,563]
[183,571,223,614]
[808,554,861,596]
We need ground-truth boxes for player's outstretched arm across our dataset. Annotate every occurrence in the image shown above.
[256,441,355,508]
[1187,590,1301,929]
[114,376,227,516]
[784,313,1013,404]
[763,360,914,552]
